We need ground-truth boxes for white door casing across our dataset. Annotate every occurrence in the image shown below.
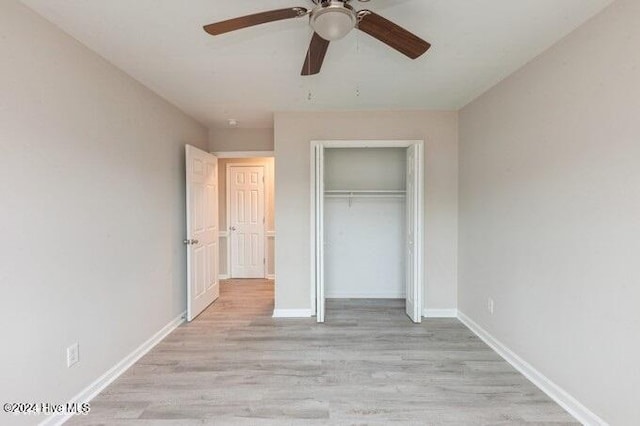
[405,144,422,323]
[311,140,423,323]
[315,144,325,323]
[228,166,265,278]
[185,145,219,321]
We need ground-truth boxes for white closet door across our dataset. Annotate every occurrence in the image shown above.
[405,144,422,323]
[315,144,325,323]
[185,145,219,321]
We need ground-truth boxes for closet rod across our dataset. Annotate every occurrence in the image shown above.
[325,193,405,207]
[324,194,406,199]
[325,190,406,194]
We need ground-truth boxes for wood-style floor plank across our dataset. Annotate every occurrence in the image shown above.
[68,280,576,425]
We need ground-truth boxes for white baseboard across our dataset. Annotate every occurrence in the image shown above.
[457,311,608,426]
[39,311,186,426]
[272,309,312,318]
[219,275,274,280]
[423,308,458,318]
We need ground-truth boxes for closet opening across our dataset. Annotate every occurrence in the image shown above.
[311,140,424,324]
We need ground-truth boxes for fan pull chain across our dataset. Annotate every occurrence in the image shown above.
[356,29,361,98]
[306,25,314,102]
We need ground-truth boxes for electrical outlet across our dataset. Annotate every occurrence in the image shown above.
[487,298,495,315]
[67,343,79,368]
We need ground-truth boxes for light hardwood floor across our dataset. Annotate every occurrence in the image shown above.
[69,280,576,425]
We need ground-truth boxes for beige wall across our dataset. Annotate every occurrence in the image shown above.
[0,1,208,424]
[458,0,640,423]
[209,128,274,152]
[274,111,459,312]
[217,158,275,278]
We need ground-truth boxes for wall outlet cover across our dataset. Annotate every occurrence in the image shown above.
[67,343,79,367]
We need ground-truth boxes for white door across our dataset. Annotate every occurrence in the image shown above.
[405,144,422,323]
[185,145,219,321]
[314,144,325,323]
[229,166,265,278]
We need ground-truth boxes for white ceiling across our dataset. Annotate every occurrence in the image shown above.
[20,0,612,129]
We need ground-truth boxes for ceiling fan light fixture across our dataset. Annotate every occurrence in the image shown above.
[310,2,357,41]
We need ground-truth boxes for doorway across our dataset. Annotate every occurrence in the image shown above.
[311,140,424,324]
[185,148,275,322]
[218,156,275,280]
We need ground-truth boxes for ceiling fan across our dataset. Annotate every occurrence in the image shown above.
[203,0,431,76]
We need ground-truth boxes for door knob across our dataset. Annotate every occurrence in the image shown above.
[230,226,237,231]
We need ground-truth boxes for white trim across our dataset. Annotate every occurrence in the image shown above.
[39,312,186,426]
[457,311,608,426]
[309,140,425,322]
[272,309,312,318]
[313,144,325,323]
[212,151,274,158]
[265,231,276,238]
[423,308,458,318]
[309,143,317,316]
[415,142,424,323]
[218,274,230,280]
[318,140,422,149]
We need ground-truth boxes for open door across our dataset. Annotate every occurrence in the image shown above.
[405,144,423,323]
[314,144,325,323]
[185,145,219,321]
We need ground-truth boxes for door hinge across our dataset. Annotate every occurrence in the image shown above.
[263,258,266,265]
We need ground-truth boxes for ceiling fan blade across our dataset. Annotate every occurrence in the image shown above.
[357,11,430,59]
[301,33,330,76]
[203,7,308,36]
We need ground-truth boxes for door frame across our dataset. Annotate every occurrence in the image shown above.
[212,151,275,280]
[225,163,267,279]
[213,151,274,159]
[309,140,424,321]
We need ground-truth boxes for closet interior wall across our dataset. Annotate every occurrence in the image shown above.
[324,148,407,299]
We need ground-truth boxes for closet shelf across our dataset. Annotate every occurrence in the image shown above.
[324,189,406,199]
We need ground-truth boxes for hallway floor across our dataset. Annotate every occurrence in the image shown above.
[69,279,576,425]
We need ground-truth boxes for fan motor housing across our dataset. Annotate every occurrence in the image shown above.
[310,1,357,41]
